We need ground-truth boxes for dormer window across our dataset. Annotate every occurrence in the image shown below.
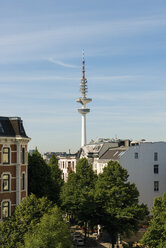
[0,122,4,133]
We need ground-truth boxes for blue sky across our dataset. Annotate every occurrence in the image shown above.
[0,0,166,153]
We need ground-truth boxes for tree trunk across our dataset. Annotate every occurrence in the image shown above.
[111,233,117,248]
[84,222,87,242]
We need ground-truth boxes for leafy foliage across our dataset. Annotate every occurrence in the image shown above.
[22,206,73,248]
[94,161,148,247]
[48,154,64,205]
[28,148,51,198]
[141,193,166,248]
[0,194,52,248]
[28,150,63,205]
[61,158,97,231]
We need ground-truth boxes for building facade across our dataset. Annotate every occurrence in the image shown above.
[94,140,166,209]
[58,138,166,209]
[58,138,130,181]
[119,141,166,209]
[58,153,78,181]
[0,117,30,220]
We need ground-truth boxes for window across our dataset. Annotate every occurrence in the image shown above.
[3,148,10,164]
[22,173,25,190]
[2,174,10,191]
[0,122,4,133]
[134,152,138,159]
[154,181,159,191]
[154,165,159,174]
[68,161,72,172]
[22,147,25,164]
[2,201,10,219]
[154,152,158,161]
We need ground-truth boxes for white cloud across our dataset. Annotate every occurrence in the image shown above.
[48,57,79,68]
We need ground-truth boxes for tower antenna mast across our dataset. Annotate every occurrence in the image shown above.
[76,50,92,147]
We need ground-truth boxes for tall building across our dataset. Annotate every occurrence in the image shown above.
[0,117,30,220]
[76,50,92,147]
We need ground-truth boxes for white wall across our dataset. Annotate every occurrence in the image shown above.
[119,142,166,209]
[58,158,77,181]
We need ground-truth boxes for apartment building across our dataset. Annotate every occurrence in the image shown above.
[58,153,78,181]
[0,117,30,220]
[94,140,166,209]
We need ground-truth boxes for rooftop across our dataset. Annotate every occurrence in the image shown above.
[100,148,127,160]
[0,116,28,138]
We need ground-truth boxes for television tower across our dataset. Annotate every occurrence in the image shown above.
[76,49,92,147]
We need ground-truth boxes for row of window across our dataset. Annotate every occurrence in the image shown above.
[134,152,158,161]
[1,173,26,192]
[60,161,75,169]
[1,147,25,164]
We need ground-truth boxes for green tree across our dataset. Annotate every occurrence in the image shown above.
[28,148,51,198]
[94,161,148,248]
[141,193,166,248]
[61,158,97,238]
[48,154,64,205]
[22,206,73,248]
[0,194,52,248]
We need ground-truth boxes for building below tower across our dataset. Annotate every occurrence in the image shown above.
[57,138,166,210]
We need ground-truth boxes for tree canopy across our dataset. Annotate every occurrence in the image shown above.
[22,206,73,248]
[0,194,52,248]
[28,148,51,198]
[28,150,63,205]
[94,161,148,247]
[61,158,97,237]
[48,154,64,205]
[141,193,166,248]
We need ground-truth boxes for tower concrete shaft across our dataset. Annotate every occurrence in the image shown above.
[82,113,86,147]
[76,49,92,147]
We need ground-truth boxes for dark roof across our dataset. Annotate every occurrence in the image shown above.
[0,117,28,138]
[100,149,127,160]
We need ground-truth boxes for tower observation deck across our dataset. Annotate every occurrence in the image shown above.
[76,50,92,147]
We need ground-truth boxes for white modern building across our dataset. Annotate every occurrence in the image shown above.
[95,140,166,209]
[119,141,166,209]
